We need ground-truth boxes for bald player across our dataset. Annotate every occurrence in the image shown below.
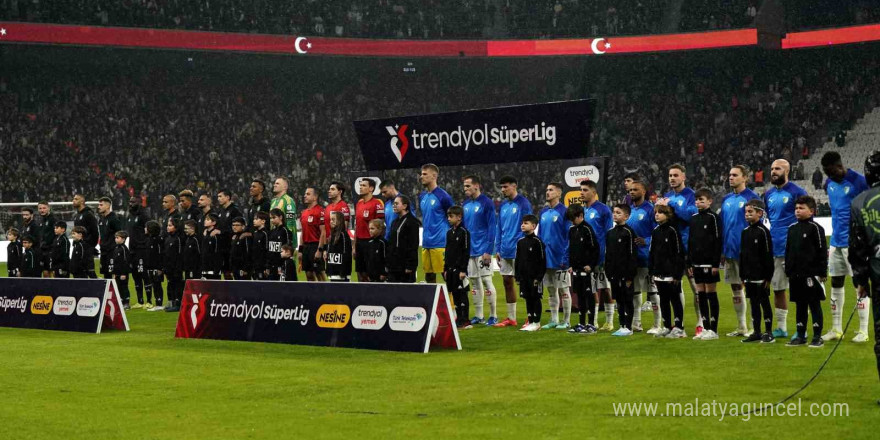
[763,159,808,339]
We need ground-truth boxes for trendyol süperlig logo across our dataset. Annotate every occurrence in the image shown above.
[385,122,557,162]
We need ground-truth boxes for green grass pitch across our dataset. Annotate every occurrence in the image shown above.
[0,260,876,439]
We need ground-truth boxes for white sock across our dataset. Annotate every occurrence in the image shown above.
[650,293,661,327]
[469,278,484,319]
[858,296,871,334]
[775,308,788,331]
[593,302,600,327]
[548,291,560,323]
[481,275,497,318]
[633,293,643,326]
[506,303,516,321]
[732,289,747,329]
[561,290,572,324]
[830,287,845,332]
[605,302,615,326]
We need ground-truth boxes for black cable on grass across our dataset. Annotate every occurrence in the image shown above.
[742,302,859,416]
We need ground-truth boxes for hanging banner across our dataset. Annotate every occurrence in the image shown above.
[175,280,461,353]
[0,278,130,333]
[354,100,594,171]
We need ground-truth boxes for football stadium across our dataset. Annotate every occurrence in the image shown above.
[1,1,879,438]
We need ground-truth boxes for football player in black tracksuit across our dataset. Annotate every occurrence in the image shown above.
[605,204,639,334]
[515,214,546,330]
[251,212,270,280]
[144,220,165,310]
[567,204,599,333]
[19,208,40,263]
[230,217,252,280]
[164,218,184,312]
[125,198,150,307]
[785,195,828,347]
[267,209,292,281]
[649,205,687,338]
[847,151,880,401]
[6,228,22,277]
[38,204,57,276]
[366,219,388,282]
[50,221,70,278]
[97,197,123,279]
[444,206,470,327]
[688,189,723,339]
[182,220,201,281]
[216,190,243,279]
[739,199,776,343]
[201,213,223,280]
[72,194,99,278]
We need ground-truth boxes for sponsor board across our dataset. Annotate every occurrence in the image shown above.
[76,297,101,317]
[0,279,129,333]
[351,305,387,330]
[30,296,53,315]
[389,307,427,332]
[316,304,351,329]
[53,296,76,316]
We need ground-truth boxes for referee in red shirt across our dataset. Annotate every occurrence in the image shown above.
[320,182,351,265]
[299,187,326,281]
[354,178,385,282]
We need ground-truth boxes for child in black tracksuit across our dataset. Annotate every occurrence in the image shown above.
[280,244,297,281]
[688,189,723,337]
[230,217,252,280]
[515,215,546,330]
[144,221,165,309]
[444,206,470,327]
[183,220,201,281]
[164,218,184,311]
[111,231,132,306]
[567,204,599,333]
[51,221,70,278]
[201,213,223,280]
[366,219,388,282]
[267,209,292,281]
[251,212,270,280]
[605,204,639,334]
[739,199,775,343]
[785,196,828,348]
[6,228,22,277]
[20,235,40,277]
[326,211,352,282]
[649,205,686,338]
[70,226,91,278]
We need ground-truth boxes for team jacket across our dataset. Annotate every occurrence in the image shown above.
[739,222,774,282]
[20,220,40,249]
[663,187,698,252]
[125,206,149,251]
[163,232,184,276]
[70,240,90,277]
[366,236,388,281]
[280,258,297,281]
[515,233,546,283]
[230,232,253,276]
[251,228,269,274]
[51,234,70,272]
[444,224,470,274]
[74,206,100,250]
[605,224,638,281]
[201,228,223,275]
[387,212,420,273]
[145,235,164,271]
[784,218,828,278]
[98,212,123,256]
[183,235,201,275]
[247,197,271,231]
[21,248,40,277]
[111,243,131,276]
[568,222,599,274]
[538,203,571,270]
[7,240,22,276]
[326,230,352,279]
[38,213,57,253]
[687,208,722,268]
[649,222,685,279]
[495,194,532,259]
[267,226,292,274]
[463,193,497,257]
[849,185,880,289]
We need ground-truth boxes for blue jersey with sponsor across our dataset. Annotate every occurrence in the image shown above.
[584,201,613,265]
[495,194,532,259]
[664,187,697,252]
[825,169,869,248]
[419,187,454,249]
[627,200,655,267]
[763,181,808,257]
[384,194,399,241]
[719,188,760,259]
[463,194,497,257]
[539,203,571,270]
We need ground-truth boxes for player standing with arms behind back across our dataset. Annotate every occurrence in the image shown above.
[494,176,532,328]
[353,178,384,282]
[539,183,573,329]
[720,165,760,337]
[462,175,498,326]
[419,164,454,284]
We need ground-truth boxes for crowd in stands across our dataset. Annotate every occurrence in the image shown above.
[1,43,879,228]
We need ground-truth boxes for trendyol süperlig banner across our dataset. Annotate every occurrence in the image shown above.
[353,100,594,171]
[175,280,461,353]
[0,278,130,333]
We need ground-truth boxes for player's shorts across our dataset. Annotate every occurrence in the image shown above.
[301,242,325,272]
[789,275,827,303]
[354,240,370,272]
[634,267,658,293]
[467,256,493,278]
[724,259,742,284]
[828,246,852,277]
[692,266,720,284]
[422,248,445,274]
[591,267,609,291]
[771,257,789,291]
[498,258,515,277]
[544,269,571,290]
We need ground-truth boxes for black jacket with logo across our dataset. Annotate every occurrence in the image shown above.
[230,232,253,276]
[98,212,123,256]
[568,222,599,274]
[366,236,388,281]
[649,222,685,279]
[7,240,22,276]
[183,234,201,275]
[248,197,271,231]
[387,212,420,273]
[515,232,546,283]
[687,209,722,268]
[126,206,149,251]
[20,219,40,249]
[158,208,182,240]
[74,206,100,250]
[163,232,183,276]
[605,224,638,281]
[251,228,269,274]
[201,228,223,275]
[326,229,353,278]
[145,235,164,271]
[739,222,774,282]
[785,218,827,278]
[280,258,297,281]
[21,248,40,277]
[267,226,292,273]
[38,213,57,253]
[111,243,131,276]
[51,233,70,273]
[70,240,91,277]
[444,224,469,275]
